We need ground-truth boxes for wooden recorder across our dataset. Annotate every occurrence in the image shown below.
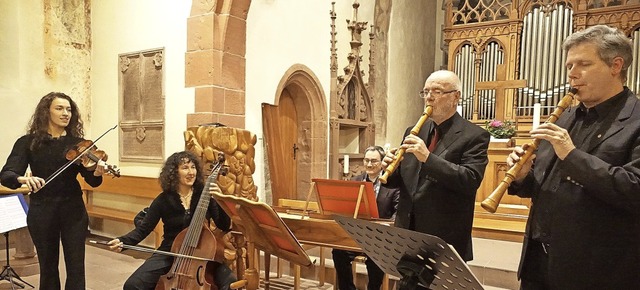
[380,104,433,184]
[480,88,577,213]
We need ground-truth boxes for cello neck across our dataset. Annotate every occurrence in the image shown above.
[181,158,224,249]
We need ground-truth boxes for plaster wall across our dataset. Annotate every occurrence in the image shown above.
[0,2,27,167]
[386,0,437,146]
[0,0,92,170]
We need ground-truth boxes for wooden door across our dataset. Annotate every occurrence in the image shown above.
[262,89,298,202]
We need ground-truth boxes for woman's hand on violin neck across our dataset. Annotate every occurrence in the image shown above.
[18,175,45,192]
[93,163,107,176]
[107,239,123,252]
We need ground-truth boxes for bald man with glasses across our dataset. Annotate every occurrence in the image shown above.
[382,70,490,264]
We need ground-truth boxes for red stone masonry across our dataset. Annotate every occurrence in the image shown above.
[186,0,251,128]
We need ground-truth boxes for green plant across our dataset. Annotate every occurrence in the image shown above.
[485,119,516,139]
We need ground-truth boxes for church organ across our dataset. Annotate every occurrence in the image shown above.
[446,0,640,125]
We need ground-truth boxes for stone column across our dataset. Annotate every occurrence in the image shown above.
[185,1,251,129]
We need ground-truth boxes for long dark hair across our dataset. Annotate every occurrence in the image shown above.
[27,92,84,150]
[159,151,205,193]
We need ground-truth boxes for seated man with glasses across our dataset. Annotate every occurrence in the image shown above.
[332,145,400,290]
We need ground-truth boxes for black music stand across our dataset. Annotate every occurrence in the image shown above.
[334,216,483,290]
[0,194,34,289]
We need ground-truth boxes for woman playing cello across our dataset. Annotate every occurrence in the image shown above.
[0,92,105,289]
[108,151,236,290]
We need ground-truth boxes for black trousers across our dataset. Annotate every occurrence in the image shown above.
[519,240,551,290]
[27,196,88,290]
[124,253,237,290]
[332,249,384,290]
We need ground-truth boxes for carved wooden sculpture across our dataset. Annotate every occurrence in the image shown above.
[184,125,258,201]
[184,125,259,274]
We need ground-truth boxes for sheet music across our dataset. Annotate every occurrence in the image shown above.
[0,194,28,233]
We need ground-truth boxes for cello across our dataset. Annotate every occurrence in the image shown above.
[155,154,228,290]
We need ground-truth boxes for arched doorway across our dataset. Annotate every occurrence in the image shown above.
[262,65,327,202]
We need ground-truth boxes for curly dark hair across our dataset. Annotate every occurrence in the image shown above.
[159,151,205,193]
[28,92,84,151]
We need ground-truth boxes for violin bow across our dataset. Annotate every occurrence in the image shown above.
[38,124,119,191]
[88,240,215,262]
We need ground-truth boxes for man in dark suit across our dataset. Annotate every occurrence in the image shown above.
[382,70,490,262]
[507,25,640,289]
[332,145,400,290]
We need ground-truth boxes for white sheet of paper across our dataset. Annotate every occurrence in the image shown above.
[0,195,28,233]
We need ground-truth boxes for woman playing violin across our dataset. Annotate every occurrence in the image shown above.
[108,151,236,290]
[0,92,105,289]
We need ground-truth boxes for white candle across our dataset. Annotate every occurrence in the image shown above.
[343,154,349,174]
[532,103,541,129]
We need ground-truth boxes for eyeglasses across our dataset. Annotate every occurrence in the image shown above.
[419,89,458,99]
[363,158,381,164]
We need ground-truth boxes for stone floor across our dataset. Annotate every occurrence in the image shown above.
[0,239,147,290]
[0,237,520,290]
[468,238,521,290]
[254,237,520,290]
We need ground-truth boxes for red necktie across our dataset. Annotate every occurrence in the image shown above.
[428,128,439,152]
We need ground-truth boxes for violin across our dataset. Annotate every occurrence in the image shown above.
[33,125,119,194]
[65,139,121,177]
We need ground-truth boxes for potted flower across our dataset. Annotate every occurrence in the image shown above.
[485,119,516,141]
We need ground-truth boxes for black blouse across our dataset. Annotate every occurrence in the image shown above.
[118,184,231,252]
[0,134,102,200]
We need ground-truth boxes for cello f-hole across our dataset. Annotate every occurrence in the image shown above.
[196,265,204,286]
